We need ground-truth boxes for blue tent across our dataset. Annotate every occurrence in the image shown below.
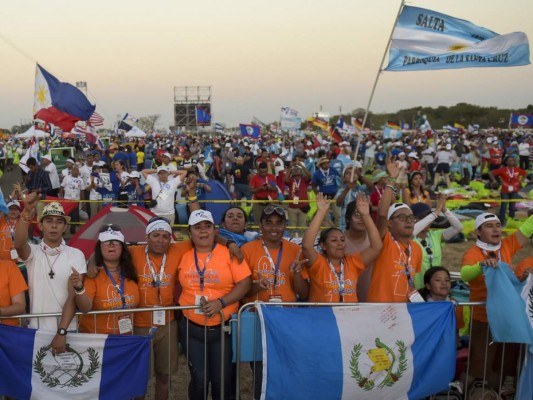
[203,180,233,225]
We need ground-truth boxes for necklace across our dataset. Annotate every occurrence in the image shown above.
[44,253,60,279]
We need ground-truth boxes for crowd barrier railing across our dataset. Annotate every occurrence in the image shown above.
[1,302,528,399]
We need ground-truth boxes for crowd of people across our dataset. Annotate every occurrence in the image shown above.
[0,125,532,399]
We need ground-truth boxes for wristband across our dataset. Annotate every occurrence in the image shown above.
[219,297,227,308]
[74,285,85,294]
[225,239,236,248]
[385,185,397,193]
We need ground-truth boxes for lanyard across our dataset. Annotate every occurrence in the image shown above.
[104,264,126,309]
[6,220,17,243]
[145,246,167,304]
[507,168,515,180]
[293,178,301,192]
[393,238,413,289]
[261,241,283,291]
[193,243,217,291]
[327,258,345,302]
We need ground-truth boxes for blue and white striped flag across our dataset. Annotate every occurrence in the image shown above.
[258,303,456,400]
[0,325,151,400]
[385,6,530,71]
[214,122,225,134]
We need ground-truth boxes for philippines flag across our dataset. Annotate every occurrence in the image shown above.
[385,6,530,71]
[195,106,211,125]
[258,303,456,400]
[33,64,96,132]
[0,325,151,400]
[239,124,261,138]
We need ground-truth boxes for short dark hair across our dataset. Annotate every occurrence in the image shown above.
[27,157,37,167]
[258,162,268,169]
[221,206,248,223]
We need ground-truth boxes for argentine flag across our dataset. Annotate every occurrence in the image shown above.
[0,325,151,400]
[385,6,530,71]
[258,302,456,400]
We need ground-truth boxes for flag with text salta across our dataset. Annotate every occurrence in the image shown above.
[385,6,530,71]
[88,112,104,126]
[0,324,151,400]
[258,303,456,400]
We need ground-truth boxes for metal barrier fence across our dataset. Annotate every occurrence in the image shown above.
[1,301,528,400]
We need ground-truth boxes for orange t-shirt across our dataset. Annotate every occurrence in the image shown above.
[130,241,192,327]
[367,231,422,303]
[0,260,28,326]
[515,256,533,280]
[307,253,365,303]
[0,218,17,261]
[79,269,140,334]
[241,239,309,303]
[461,234,521,323]
[178,244,251,326]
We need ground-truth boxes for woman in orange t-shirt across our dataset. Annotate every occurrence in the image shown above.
[302,193,382,303]
[0,259,27,326]
[75,225,139,335]
[178,210,251,400]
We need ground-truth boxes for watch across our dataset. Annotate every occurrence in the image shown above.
[225,239,236,248]
[57,328,68,336]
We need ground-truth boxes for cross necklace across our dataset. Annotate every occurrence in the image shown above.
[44,253,60,279]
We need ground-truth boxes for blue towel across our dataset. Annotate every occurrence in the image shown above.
[484,262,533,345]
[0,191,8,215]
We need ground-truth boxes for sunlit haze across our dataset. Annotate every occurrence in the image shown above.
[1,0,532,129]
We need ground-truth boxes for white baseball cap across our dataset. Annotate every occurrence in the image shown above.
[162,152,172,158]
[188,210,214,226]
[129,171,141,179]
[42,154,52,161]
[7,200,21,209]
[475,213,500,230]
[157,165,170,173]
[387,203,411,220]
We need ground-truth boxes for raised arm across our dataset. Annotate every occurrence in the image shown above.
[358,194,383,266]
[377,157,399,239]
[14,192,39,261]
[302,193,329,266]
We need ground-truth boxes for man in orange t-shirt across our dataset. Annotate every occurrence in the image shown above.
[367,159,422,303]
[460,212,532,391]
[0,259,27,326]
[242,205,309,304]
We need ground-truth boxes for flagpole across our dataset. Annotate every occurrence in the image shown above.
[350,0,405,180]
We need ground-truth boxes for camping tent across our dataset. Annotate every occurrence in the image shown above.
[15,126,49,138]
[68,204,167,259]
[125,126,147,138]
[203,180,233,225]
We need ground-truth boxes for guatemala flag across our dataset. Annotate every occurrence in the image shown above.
[383,126,402,140]
[258,303,456,400]
[239,123,261,138]
[0,325,151,400]
[385,6,530,71]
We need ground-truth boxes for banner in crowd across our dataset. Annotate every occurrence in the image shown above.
[510,112,533,127]
[0,325,151,400]
[240,123,261,138]
[280,116,301,131]
[195,106,211,125]
[258,303,456,400]
[214,122,225,134]
[385,6,530,71]
[383,125,402,139]
[33,64,96,132]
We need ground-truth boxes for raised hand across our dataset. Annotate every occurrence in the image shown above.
[69,267,83,290]
[386,157,400,179]
[356,193,371,216]
[435,192,447,213]
[316,192,330,212]
[23,191,39,214]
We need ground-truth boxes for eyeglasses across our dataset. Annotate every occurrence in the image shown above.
[391,214,416,222]
[98,224,121,233]
[419,239,433,255]
[101,240,121,247]
[263,205,285,217]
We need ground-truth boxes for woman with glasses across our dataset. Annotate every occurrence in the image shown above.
[302,193,382,303]
[178,210,251,400]
[411,194,463,289]
[403,171,431,208]
[73,224,139,334]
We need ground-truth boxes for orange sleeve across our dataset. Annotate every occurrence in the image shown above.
[8,262,27,298]
[515,257,533,279]
[230,257,252,283]
[84,276,98,302]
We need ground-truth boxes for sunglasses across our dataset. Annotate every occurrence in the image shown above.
[391,214,416,222]
[419,239,433,255]
[148,216,170,225]
[263,205,285,217]
[98,224,121,233]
